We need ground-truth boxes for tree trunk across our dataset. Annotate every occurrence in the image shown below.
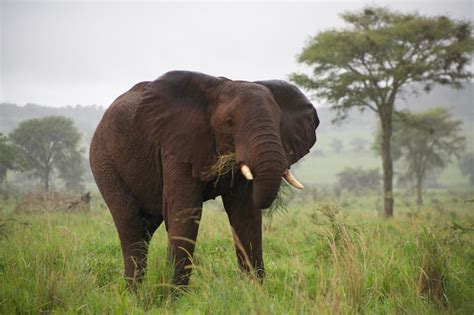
[416,175,423,206]
[380,111,394,217]
[44,167,50,191]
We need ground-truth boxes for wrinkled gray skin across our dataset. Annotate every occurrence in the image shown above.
[89,71,319,288]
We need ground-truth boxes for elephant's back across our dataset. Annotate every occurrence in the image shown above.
[92,82,150,151]
[104,81,150,133]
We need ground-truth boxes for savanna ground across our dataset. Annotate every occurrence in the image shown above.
[1,190,473,314]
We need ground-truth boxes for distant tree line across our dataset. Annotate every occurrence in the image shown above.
[0,103,104,142]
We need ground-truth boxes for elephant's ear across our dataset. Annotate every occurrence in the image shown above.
[255,80,319,165]
[133,71,221,179]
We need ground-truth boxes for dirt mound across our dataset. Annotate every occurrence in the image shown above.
[14,191,91,214]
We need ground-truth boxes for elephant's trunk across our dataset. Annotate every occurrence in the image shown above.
[243,119,287,209]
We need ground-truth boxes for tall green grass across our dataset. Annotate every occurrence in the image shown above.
[1,195,473,314]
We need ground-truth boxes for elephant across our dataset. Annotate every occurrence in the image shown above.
[89,70,319,288]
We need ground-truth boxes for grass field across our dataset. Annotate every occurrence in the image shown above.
[1,191,473,314]
[291,118,474,188]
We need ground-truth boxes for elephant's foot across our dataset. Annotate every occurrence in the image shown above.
[236,252,265,283]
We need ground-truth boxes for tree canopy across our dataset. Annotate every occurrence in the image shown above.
[291,7,473,119]
[10,116,85,191]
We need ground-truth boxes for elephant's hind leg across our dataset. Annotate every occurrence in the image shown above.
[118,211,162,289]
[94,167,163,288]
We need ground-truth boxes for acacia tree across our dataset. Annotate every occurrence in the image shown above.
[10,116,85,191]
[389,108,465,205]
[291,7,473,216]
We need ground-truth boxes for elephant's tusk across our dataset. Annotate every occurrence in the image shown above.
[283,170,304,189]
[240,164,254,180]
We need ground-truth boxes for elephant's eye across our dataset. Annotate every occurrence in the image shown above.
[224,118,234,128]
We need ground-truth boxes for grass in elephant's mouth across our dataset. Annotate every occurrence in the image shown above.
[204,152,237,183]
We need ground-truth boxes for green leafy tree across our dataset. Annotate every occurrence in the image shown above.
[380,108,465,206]
[337,167,381,194]
[0,133,26,184]
[459,152,474,185]
[10,116,85,191]
[291,6,473,216]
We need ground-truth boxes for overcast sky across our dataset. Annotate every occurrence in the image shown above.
[1,0,472,108]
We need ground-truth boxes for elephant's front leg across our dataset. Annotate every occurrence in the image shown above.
[166,206,202,286]
[162,154,203,287]
[223,186,264,281]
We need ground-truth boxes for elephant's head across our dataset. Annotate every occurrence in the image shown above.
[133,71,319,209]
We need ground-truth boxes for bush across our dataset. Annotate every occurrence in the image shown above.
[336,167,381,193]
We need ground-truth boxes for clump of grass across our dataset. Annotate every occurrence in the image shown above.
[267,181,294,215]
[309,201,358,245]
[264,181,295,230]
[414,221,474,309]
[416,227,449,308]
[308,202,368,311]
